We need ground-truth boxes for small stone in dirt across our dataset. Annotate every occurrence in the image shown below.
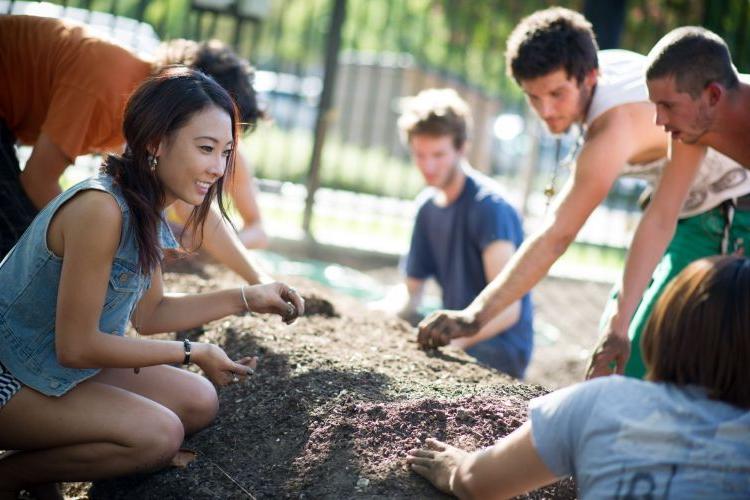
[356,477,370,488]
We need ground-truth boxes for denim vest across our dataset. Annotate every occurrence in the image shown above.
[0,174,178,396]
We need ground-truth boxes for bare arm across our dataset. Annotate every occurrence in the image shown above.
[132,269,304,335]
[395,276,427,319]
[173,201,272,284]
[19,133,70,209]
[52,192,300,385]
[418,109,641,347]
[451,240,520,350]
[53,192,206,370]
[407,422,558,499]
[231,151,268,249]
[587,140,705,377]
[369,277,426,324]
[471,117,640,326]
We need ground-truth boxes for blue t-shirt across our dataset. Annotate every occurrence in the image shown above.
[530,376,750,499]
[405,168,533,357]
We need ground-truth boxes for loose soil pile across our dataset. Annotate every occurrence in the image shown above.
[66,262,576,499]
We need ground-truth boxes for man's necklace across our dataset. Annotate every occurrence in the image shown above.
[544,86,596,211]
[544,133,583,212]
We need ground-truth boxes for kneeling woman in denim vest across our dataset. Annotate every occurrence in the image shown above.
[0,67,304,497]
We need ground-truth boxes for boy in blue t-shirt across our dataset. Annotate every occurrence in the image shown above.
[395,88,533,378]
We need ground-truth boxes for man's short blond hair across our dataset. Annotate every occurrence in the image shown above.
[397,88,472,149]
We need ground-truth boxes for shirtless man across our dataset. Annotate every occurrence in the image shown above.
[646,26,750,168]
[583,27,750,377]
[416,7,750,379]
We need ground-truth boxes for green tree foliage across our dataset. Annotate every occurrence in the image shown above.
[43,0,750,91]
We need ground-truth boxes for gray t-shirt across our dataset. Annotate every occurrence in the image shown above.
[530,376,750,499]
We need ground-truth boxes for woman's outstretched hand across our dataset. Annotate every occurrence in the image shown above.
[192,343,257,387]
[242,282,305,324]
[406,438,469,495]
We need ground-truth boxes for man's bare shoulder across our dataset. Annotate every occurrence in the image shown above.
[587,101,655,139]
[585,101,666,166]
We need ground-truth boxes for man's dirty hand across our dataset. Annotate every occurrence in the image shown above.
[417,309,479,349]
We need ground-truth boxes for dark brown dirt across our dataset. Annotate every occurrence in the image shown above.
[62,262,576,499]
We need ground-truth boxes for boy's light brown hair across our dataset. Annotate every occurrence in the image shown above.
[397,88,472,150]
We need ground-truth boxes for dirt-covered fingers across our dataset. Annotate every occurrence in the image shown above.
[585,351,612,380]
[236,356,257,372]
[585,333,630,380]
[417,313,449,348]
[436,321,454,347]
[225,358,257,385]
[406,452,439,477]
[407,448,435,459]
[406,447,455,494]
[409,462,432,479]
[425,320,452,348]
[282,301,297,324]
[408,457,440,486]
[425,438,448,451]
[281,286,305,321]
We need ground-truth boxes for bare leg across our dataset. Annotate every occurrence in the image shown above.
[90,365,218,435]
[0,380,184,493]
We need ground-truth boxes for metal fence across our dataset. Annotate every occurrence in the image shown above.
[5,0,749,274]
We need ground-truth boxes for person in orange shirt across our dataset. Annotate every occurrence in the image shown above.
[0,15,268,282]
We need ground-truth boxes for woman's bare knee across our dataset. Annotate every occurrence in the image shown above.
[183,376,219,434]
[131,408,184,470]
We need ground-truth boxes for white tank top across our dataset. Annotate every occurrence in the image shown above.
[584,49,750,218]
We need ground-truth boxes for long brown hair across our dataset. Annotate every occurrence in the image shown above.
[102,66,239,272]
[642,256,750,408]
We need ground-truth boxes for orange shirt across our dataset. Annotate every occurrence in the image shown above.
[0,15,152,160]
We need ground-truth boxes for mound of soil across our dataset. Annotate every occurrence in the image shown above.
[74,263,575,499]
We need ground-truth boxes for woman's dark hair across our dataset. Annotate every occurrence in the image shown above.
[505,7,599,85]
[103,66,239,272]
[642,256,750,409]
[156,39,262,132]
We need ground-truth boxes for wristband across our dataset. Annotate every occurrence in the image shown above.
[182,338,192,365]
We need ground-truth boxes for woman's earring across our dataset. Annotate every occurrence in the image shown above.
[149,155,159,172]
